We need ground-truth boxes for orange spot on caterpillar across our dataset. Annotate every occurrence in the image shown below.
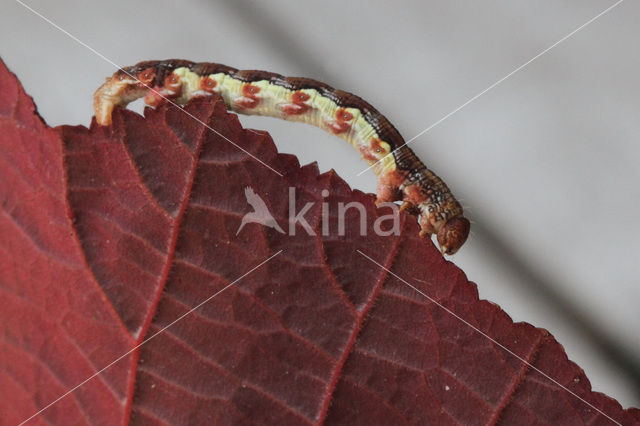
[370,138,385,154]
[292,91,310,102]
[166,74,179,86]
[235,84,261,109]
[359,145,378,163]
[359,138,390,163]
[165,73,181,91]
[142,73,183,100]
[326,108,353,134]
[137,67,155,86]
[280,104,309,115]
[280,90,312,115]
[200,76,217,93]
[336,109,353,123]
[242,84,260,96]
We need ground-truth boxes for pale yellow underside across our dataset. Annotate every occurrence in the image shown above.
[172,67,396,174]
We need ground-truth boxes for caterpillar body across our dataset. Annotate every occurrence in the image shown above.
[94,59,470,254]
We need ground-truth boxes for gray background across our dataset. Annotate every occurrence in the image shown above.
[1,0,638,410]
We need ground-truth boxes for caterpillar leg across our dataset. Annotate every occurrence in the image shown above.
[399,201,412,211]
[375,170,404,204]
[419,229,431,238]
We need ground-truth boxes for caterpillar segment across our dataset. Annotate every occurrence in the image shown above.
[94,60,470,254]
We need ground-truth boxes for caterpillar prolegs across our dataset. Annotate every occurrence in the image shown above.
[93,59,470,254]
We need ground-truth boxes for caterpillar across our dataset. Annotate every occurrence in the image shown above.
[94,59,470,254]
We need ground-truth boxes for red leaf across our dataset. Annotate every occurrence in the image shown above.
[1,58,638,425]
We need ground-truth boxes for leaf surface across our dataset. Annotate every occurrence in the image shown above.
[0,58,638,425]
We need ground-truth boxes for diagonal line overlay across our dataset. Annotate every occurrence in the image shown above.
[14,0,283,177]
[357,249,622,425]
[18,250,283,425]
[357,0,625,176]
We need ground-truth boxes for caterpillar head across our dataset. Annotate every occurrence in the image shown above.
[437,216,470,255]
